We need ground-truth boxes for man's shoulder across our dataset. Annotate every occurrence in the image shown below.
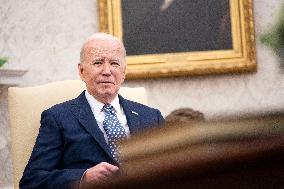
[43,98,76,114]
[119,95,159,112]
[120,96,165,127]
[44,92,84,113]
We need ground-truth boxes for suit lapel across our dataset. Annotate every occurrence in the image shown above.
[119,95,141,134]
[69,91,114,161]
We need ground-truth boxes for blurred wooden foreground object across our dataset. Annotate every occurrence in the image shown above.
[86,113,284,189]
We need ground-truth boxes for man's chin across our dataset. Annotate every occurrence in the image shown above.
[99,87,118,97]
[98,82,115,88]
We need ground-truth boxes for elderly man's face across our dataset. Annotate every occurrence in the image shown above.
[78,39,126,103]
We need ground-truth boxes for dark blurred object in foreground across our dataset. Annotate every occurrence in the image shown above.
[165,108,205,127]
[85,112,284,189]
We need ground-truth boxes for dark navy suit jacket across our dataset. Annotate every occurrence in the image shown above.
[20,91,164,189]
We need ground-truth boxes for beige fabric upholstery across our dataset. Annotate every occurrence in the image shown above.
[8,80,147,189]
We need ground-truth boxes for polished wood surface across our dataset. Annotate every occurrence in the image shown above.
[85,113,284,189]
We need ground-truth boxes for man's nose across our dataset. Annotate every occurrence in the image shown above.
[102,62,111,75]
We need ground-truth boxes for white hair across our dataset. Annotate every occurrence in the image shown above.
[80,33,127,63]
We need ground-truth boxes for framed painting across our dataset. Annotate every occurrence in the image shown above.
[98,0,256,79]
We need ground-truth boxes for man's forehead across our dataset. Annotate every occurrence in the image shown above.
[86,39,122,49]
[83,46,124,62]
[85,43,123,55]
[84,47,123,57]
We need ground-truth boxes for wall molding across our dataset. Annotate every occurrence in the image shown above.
[0,68,27,86]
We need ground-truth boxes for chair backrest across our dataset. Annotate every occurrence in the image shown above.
[8,80,148,189]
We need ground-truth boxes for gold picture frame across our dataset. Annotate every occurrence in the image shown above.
[98,0,256,79]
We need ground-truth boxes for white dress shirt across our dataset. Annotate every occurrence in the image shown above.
[85,90,130,142]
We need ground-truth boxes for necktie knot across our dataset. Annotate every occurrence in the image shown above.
[103,104,115,114]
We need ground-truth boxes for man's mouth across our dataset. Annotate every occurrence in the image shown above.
[99,81,114,84]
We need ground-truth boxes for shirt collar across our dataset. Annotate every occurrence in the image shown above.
[85,90,120,114]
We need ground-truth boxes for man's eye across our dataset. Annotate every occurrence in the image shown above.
[93,61,103,65]
[111,61,120,66]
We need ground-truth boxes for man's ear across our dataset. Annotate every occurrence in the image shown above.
[78,63,84,80]
[121,68,126,83]
[122,74,125,83]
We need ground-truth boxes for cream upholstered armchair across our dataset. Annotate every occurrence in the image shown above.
[8,80,148,189]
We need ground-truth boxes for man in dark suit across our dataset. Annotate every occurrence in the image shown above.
[19,33,164,189]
